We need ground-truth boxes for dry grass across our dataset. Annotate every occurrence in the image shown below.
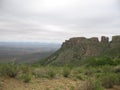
[0,77,79,90]
[0,77,120,90]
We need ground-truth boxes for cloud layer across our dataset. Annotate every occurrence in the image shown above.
[0,0,120,42]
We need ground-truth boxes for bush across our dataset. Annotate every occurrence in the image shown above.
[113,58,120,65]
[75,74,85,80]
[33,67,56,79]
[72,67,84,74]
[115,74,120,85]
[100,73,118,88]
[101,65,113,73]
[19,64,31,74]
[21,73,31,83]
[62,67,71,77]
[88,56,115,66]
[113,66,120,73]
[47,69,56,79]
[0,63,18,78]
[77,79,103,90]
[32,68,48,78]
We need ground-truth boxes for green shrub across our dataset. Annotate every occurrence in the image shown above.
[47,69,56,79]
[113,66,120,73]
[88,56,115,66]
[113,58,120,65]
[101,65,113,73]
[32,67,56,79]
[84,69,93,76]
[77,79,103,90]
[62,67,71,77]
[100,73,118,88]
[32,68,48,78]
[19,64,31,74]
[21,73,31,83]
[70,85,75,90]
[83,67,101,76]
[0,63,18,78]
[75,74,85,80]
[72,67,84,74]
[89,79,103,90]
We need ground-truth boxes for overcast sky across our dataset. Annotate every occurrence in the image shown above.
[0,0,120,43]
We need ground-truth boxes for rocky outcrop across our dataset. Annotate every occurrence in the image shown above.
[101,36,109,43]
[62,37,86,48]
[61,36,111,49]
[110,36,120,56]
[43,35,120,65]
[112,36,120,42]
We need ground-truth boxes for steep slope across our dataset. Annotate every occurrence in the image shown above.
[42,35,120,66]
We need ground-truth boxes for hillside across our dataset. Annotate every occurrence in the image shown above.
[42,35,120,66]
[0,36,120,90]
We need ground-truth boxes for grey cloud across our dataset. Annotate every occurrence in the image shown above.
[0,0,120,42]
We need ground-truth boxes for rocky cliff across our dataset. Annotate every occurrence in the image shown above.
[43,35,120,65]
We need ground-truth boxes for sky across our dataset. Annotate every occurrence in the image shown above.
[0,0,120,43]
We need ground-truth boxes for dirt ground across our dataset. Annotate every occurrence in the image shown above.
[0,77,120,90]
[0,77,80,90]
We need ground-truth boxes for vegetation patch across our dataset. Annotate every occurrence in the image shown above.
[0,63,18,78]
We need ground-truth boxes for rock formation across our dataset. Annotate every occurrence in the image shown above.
[101,36,109,43]
[43,35,120,65]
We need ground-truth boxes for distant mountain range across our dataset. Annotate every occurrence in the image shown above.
[42,35,120,66]
[0,42,61,63]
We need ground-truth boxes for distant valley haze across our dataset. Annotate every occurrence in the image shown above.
[0,42,60,63]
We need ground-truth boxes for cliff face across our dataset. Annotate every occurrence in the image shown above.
[61,36,110,56]
[43,35,120,65]
[62,36,109,48]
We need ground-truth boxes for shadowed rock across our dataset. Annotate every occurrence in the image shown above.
[101,36,109,43]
